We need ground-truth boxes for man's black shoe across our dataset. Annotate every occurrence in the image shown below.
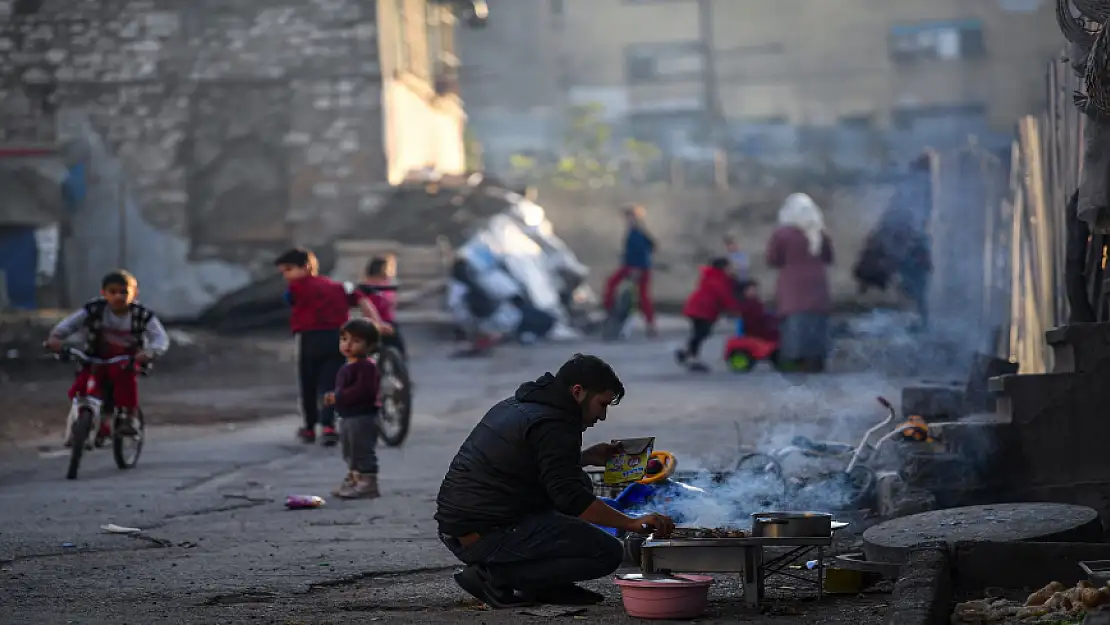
[529,583,605,606]
[453,566,533,609]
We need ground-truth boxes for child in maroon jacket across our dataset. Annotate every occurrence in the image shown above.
[675,258,746,372]
[734,280,780,343]
[324,318,382,499]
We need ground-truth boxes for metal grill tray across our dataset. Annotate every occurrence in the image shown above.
[642,537,833,574]
[644,536,833,548]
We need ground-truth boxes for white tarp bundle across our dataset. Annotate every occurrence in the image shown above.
[452,190,592,339]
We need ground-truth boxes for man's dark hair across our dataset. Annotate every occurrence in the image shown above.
[710,256,730,271]
[554,353,625,405]
[102,269,137,290]
[341,318,380,346]
[273,247,318,274]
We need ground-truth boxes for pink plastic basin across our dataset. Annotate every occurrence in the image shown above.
[613,574,714,620]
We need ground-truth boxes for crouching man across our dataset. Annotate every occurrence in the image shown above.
[435,354,675,608]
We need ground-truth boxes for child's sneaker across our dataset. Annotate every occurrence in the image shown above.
[320,426,339,447]
[337,472,380,499]
[688,360,710,373]
[297,427,316,444]
[332,471,355,497]
[674,348,688,365]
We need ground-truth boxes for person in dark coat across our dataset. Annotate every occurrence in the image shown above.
[766,193,834,372]
[435,354,675,609]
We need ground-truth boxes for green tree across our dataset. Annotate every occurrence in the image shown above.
[508,102,661,189]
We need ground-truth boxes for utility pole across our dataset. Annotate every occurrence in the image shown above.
[696,0,724,148]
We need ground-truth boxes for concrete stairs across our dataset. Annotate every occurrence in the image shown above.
[985,326,1110,530]
[896,323,1110,530]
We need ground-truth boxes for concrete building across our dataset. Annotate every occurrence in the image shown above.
[0,0,469,316]
[460,0,1059,169]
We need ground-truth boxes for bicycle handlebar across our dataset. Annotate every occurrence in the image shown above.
[49,345,153,373]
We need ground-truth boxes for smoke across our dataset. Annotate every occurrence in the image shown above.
[637,366,914,528]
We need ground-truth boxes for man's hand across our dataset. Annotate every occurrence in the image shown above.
[135,351,153,364]
[377,323,395,337]
[323,392,336,406]
[44,336,62,352]
[626,512,675,537]
[580,441,623,467]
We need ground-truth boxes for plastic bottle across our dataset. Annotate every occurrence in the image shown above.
[285,495,326,509]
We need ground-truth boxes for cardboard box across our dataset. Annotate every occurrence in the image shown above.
[603,437,655,485]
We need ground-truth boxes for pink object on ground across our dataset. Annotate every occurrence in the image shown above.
[613,574,714,620]
[285,495,325,510]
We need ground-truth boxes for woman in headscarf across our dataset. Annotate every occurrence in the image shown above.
[765,193,834,372]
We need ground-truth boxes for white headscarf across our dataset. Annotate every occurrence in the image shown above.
[777,192,825,256]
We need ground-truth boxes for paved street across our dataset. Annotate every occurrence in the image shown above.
[0,326,904,624]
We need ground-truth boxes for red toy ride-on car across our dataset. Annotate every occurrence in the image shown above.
[723,335,781,373]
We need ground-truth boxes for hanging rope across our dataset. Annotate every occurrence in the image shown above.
[1084,15,1110,117]
[1074,0,1110,22]
[1059,0,1098,48]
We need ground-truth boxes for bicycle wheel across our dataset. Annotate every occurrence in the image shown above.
[601,287,633,341]
[113,408,144,470]
[733,453,788,504]
[841,464,877,509]
[67,408,95,480]
[378,347,412,447]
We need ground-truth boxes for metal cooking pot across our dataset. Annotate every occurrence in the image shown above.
[750,511,833,538]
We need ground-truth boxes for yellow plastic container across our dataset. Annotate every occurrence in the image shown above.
[824,568,865,594]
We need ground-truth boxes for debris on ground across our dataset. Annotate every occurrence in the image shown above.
[953,580,1110,623]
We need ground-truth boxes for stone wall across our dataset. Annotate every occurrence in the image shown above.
[0,0,388,258]
[533,183,901,309]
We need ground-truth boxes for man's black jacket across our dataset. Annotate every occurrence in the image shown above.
[435,373,597,537]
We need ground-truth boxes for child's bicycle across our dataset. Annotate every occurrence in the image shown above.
[601,270,640,341]
[374,344,411,447]
[733,396,933,509]
[50,346,150,480]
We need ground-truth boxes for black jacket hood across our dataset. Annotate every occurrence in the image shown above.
[514,373,582,421]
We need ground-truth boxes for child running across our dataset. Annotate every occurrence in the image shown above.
[675,257,746,372]
[275,247,386,446]
[324,318,382,499]
[45,270,170,443]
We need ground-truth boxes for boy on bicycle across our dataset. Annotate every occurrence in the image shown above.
[275,247,387,446]
[45,270,170,444]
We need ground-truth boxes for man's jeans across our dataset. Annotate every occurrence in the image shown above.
[440,511,624,591]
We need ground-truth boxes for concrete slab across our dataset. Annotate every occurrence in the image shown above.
[862,503,1102,564]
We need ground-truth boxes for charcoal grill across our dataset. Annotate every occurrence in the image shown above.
[640,517,845,607]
